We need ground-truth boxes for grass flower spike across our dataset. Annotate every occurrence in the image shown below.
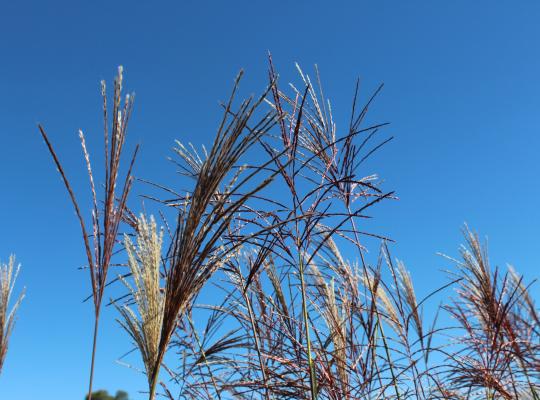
[0,255,24,375]
[117,214,164,399]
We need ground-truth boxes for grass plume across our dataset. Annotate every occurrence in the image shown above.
[0,255,24,375]
[117,214,164,399]
[38,66,138,399]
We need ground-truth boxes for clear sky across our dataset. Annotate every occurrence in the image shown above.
[1,1,539,399]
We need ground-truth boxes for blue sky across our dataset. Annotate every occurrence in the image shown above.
[1,1,539,399]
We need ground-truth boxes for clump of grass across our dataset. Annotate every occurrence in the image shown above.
[445,227,540,399]
[158,60,396,399]
[36,61,538,400]
[150,61,538,400]
[0,255,24,375]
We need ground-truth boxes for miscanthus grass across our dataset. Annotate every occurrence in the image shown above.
[148,61,538,400]
[117,214,164,400]
[39,66,138,400]
[117,70,279,399]
[35,60,538,400]
[0,255,24,375]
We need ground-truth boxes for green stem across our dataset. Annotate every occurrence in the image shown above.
[187,315,222,400]
[243,282,272,400]
[347,207,400,400]
[376,319,401,400]
[299,253,317,400]
[149,370,158,400]
[87,313,100,400]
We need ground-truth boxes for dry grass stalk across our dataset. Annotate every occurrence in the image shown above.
[259,58,393,400]
[136,71,278,399]
[38,66,138,399]
[0,255,24,375]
